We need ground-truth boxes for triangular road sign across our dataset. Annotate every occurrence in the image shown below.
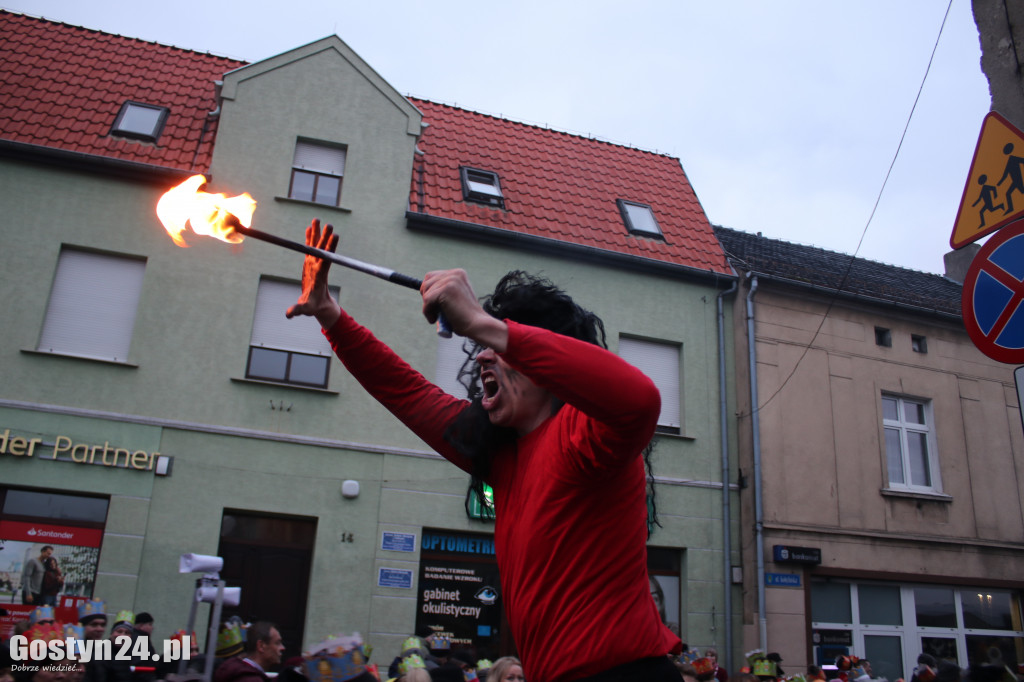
[952,111,1024,249]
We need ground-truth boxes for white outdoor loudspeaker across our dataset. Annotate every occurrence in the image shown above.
[179,553,224,574]
[341,480,360,499]
[196,586,241,606]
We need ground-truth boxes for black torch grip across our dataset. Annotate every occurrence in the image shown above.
[386,272,452,338]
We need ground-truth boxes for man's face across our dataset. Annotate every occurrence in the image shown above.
[136,622,153,635]
[476,349,553,434]
[40,548,53,559]
[83,618,107,640]
[256,628,284,668]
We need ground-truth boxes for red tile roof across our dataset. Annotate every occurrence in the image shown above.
[0,10,246,174]
[0,12,731,276]
[409,99,733,275]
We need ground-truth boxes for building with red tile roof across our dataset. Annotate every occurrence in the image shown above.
[408,99,733,277]
[0,11,741,669]
[0,9,245,176]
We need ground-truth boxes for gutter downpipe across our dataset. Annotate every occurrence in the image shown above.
[746,274,768,651]
[717,280,738,666]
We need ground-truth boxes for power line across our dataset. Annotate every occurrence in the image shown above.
[745,0,956,417]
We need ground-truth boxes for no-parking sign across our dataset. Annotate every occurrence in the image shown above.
[962,219,1024,363]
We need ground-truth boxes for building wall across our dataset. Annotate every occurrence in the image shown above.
[0,35,741,663]
[731,278,1024,677]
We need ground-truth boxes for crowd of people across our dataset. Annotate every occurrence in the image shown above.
[2,599,1023,682]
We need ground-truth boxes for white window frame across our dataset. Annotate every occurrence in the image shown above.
[881,394,942,493]
[37,247,146,363]
[289,140,346,206]
[811,580,1024,681]
[247,278,338,388]
[618,336,681,434]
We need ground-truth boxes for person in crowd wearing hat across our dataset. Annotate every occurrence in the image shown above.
[388,636,439,679]
[20,547,52,605]
[131,613,157,662]
[214,621,284,682]
[485,657,524,682]
[77,601,107,641]
[429,649,475,682]
[392,655,430,682]
[290,225,680,681]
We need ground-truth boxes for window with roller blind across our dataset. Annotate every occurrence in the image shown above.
[618,336,682,435]
[37,247,146,363]
[246,278,339,388]
[289,140,347,206]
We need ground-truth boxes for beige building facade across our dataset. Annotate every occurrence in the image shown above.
[716,227,1024,681]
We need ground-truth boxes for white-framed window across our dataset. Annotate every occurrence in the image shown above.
[882,394,940,492]
[810,579,1024,681]
[435,334,476,399]
[247,278,338,388]
[618,336,681,434]
[111,101,169,141]
[617,199,662,237]
[289,140,346,206]
[37,247,146,363]
[460,167,504,208]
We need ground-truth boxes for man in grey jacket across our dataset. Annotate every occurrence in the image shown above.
[20,545,52,605]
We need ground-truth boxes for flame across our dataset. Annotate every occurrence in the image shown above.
[156,174,256,247]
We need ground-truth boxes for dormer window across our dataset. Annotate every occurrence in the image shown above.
[461,167,504,208]
[618,199,662,238]
[111,102,168,142]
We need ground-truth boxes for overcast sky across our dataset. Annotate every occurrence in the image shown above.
[4,0,993,274]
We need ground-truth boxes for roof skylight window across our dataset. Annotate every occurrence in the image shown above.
[461,167,504,208]
[618,200,662,238]
[111,101,169,142]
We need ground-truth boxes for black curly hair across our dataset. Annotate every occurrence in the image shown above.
[442,271,659,533]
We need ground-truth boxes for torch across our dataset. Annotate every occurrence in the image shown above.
[156,175,451,336]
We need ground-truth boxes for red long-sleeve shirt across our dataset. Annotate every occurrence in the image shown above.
[324,313,681,682]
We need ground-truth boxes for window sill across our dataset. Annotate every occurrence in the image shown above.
[274,196,352,213]
[880,488,952,503]
[654,429,696,442]
[231,377,339,395]
[21,349,138,368]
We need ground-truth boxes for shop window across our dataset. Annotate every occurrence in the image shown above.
[247,278,338,388]
[811,581,852,624]
[0,487,107,604]
[914,586,957,628]
[619,336,682,434]
[37,247,146,363]
[859,583,902,625]
[647,547,682,633]
[961,590,1019,630]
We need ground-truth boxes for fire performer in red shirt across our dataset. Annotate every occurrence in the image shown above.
[287,220,681,682]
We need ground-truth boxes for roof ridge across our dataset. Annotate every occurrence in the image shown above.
[408,95,678,160]
[0,9,248,66]
[713,224,945,279]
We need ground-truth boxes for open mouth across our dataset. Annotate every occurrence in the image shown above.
[481,374,499,407]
